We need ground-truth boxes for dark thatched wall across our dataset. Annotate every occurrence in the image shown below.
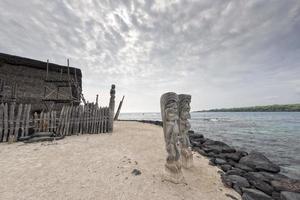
[0,53,82,112]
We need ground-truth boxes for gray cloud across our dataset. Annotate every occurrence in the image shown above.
[0,0,300,111]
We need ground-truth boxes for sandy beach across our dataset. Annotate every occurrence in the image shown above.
[0,121,240,200]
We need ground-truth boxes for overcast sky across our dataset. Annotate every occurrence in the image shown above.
[0,0,299,112]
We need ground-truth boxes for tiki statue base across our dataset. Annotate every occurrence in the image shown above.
[162,161,185,184]
[181,148,193,169]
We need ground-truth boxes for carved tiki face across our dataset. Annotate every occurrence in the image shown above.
[161,92,179,122]
[179,94,191,120]
[165,101,179,121]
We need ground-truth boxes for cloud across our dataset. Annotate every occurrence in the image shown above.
[0,0,300,111]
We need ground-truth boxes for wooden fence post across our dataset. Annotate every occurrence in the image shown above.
[63,106,69,136]
[21,104,26,137]
[14,103,22,141]
[98,107,102,133]
[3,103,8,142]
[8,103,15,143]
[39,111,43,132]
[57,106,65,135]
[53,111,57,133]
[24,104,31,136]
[79,105,83,134]
[34,112,38,133]
[0,103,4,142]
[108,84,115,132]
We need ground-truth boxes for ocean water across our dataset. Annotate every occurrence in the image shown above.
[119,112,300,179]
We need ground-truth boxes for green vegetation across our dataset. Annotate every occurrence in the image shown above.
[197,104,300,112]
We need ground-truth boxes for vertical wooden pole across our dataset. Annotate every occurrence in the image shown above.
[21,104,27,137]
[39,111,44,132]
[0,103,4,142]
[60,106,66,136]
[64,106,69,136]
[57,106,64,135]
[108,85,115,132]
[44,111,48,132]
[50,111,53,132]
[46,59,49,80]
[96,94,99,106]
[3,103,8,142]
[70,106,75,135]
[105,107,108,133]
[34,112,38,133]
[98,107,102,133]
[85,105,89,133]
[8,103,15,143]
[102,107,105,133]
[81,105,85,134]
[68,106,73,135]
[63,106,68,136]
[77,105,81,134]
[95,108,100,134]
[67,59,72,101]
[92,105,96,134]
[87,105,90,133]
[76,106,80,134]
[101,107,104,133]
[25,104,31,136]
[14,103,23,141]
[53,111,57,133]
[114,96,125,121]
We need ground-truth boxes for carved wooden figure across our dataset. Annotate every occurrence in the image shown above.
[108,84,115,132]
[178,94,193,168]
[160,92,184,183]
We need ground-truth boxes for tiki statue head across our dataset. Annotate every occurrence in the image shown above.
[178,94,191,121]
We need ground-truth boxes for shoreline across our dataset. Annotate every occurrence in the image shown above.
[121,119,300,199]
[0,121,240,200]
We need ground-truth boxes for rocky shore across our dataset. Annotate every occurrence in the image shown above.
[129,120,300,200]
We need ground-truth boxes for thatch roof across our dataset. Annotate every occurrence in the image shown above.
[0,52,82,77]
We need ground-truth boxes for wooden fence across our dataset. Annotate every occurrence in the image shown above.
[56,105,110,136]
[0,103,31,142]
[0,103,112,143]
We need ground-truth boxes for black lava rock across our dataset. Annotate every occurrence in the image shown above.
[280,191,300,200]
[258,171,288,183]
[241,188,273,200]
[234,163,255,172]
[219,151,244,162]
[222,175,250,189]
[244,172,274,195]
[203,140,236,154]
[189,133,203,139]
[271,191,281,200]
[215,158,227,165]
[239,151,280,173]
[221,164,232,172]
[226,168,246,176]
[246,172,270,183]
[131,169,141,176]
[271,178,300,193]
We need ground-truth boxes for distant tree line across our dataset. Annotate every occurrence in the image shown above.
[196,104,300,112]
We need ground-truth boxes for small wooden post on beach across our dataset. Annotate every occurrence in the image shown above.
[114,96,124,121]
[3,103,8,142]
[8,103,15,143]
[0,103,4,142]
[21,104,28,136]
[14,103,23,141]
[108,85,115,132]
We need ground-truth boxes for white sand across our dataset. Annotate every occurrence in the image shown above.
[0,121,240,200]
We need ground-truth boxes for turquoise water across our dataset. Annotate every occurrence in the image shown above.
[119,112,300,179]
